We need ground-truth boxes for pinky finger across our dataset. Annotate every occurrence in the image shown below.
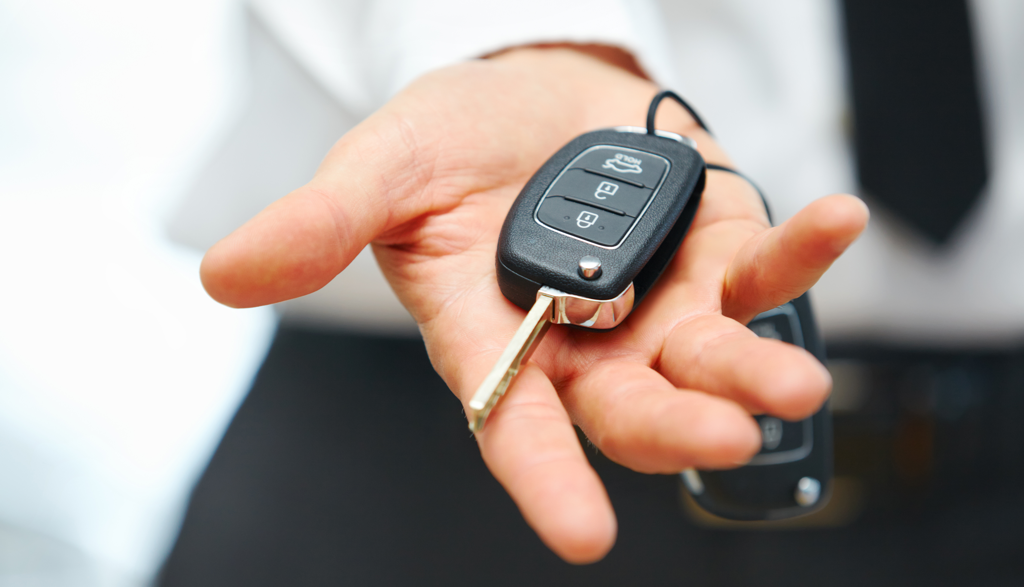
[722,194,868,324]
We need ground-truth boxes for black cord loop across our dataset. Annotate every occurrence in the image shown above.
[645,90,711,136]
[646,90,773,225]
[706,163,774,226]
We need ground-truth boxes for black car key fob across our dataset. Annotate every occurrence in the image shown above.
[496,126,705,321]
[681,292,833,520]
[467,124,705,432]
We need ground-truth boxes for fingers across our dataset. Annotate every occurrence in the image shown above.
[722,194,869,324]
[559,359,761,474]
[658,313,830,420]
[199,109,443,307]
[474,364,616,564]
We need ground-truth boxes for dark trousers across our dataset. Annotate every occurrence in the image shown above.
[159,327,1024,586]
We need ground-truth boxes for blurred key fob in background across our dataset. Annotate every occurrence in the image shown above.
[681,293,833,520]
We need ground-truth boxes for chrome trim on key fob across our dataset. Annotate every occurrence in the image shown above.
[538,284,635,330]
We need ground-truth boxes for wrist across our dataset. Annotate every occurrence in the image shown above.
[485,43,650,82]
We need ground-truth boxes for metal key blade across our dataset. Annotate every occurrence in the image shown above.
[467,294,554,433]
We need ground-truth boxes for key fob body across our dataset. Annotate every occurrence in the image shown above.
[682,292,833,520]
[497,127,705,325]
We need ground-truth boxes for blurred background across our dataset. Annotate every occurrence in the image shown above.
[0,1,276,585]
[1,0,1022,585]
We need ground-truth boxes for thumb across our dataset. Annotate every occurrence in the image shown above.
[200,110,437,308]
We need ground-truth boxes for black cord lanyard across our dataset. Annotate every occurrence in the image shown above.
[645,90,773,225]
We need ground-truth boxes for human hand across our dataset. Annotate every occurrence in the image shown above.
[200,47,868,563]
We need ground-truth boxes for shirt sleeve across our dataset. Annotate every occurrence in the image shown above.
[249,0,677,117]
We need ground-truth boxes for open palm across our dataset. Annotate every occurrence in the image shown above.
[201,48,868,563]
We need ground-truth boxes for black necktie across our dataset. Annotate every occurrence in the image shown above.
[842,0,988,244]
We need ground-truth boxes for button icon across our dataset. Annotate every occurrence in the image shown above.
[602,153,643,174]
[576,211,599,229]
[594,181,619,200]
[760,417,783,450]
[536,197,634,246]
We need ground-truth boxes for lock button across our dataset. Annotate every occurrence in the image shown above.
[536,196,634,247]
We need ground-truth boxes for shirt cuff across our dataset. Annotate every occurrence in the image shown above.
[361,0,678,102]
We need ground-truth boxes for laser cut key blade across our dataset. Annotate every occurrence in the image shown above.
[467,294,554,433]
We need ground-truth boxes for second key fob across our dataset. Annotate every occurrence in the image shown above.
[682,292,833,520]
[496,126,705,321]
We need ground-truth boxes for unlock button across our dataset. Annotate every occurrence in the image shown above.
[548,169,653,216]
[536,197,634,247]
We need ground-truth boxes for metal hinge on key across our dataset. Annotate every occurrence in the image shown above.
[467,284,637,432]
